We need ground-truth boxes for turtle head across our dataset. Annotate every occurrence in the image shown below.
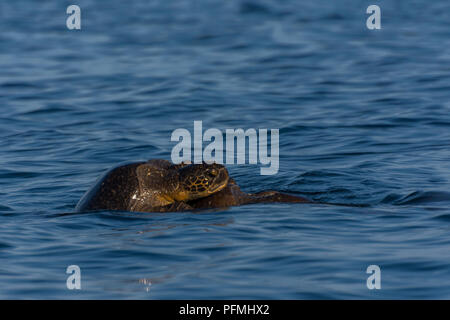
[175,163,229,201]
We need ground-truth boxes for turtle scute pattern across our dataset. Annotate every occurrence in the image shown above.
[75,159,229,213]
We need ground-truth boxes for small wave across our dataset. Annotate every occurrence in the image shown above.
[0,204,13,212]
[240,2,271,15]
[299,170,349,178]
[0,170,43,180]
[20,106,72,116]
[0,82,43,89]
[390,191,450,205]
[431,213,450,222]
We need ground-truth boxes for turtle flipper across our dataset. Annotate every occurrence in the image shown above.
[248,191,311,203]
[168,201,194,212]
[150,201,194,212]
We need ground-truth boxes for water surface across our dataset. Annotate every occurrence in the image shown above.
[0,0,450,299]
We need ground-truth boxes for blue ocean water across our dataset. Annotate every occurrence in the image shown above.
[1,0,450,299]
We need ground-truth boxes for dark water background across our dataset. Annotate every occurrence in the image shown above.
[1,0,450,299]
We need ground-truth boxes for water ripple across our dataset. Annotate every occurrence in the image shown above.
[0,0,450,299]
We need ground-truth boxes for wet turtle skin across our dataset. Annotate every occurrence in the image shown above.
[75,162,144,212]
[75,159,311,213]
[75,160,229,213]
[187,178,311,210]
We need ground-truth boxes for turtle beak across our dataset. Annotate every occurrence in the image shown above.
[208,171,229,193]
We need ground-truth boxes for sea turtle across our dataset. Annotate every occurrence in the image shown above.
[186,178,310,210]
[75,159,311,213]
[75,160,229,213]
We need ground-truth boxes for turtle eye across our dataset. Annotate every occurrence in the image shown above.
[209,168,218,176]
